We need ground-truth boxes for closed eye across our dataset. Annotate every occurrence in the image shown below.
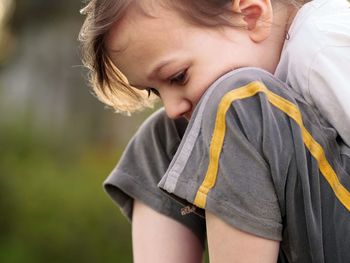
[169,69,188,85]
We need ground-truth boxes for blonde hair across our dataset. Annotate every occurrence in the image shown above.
[79,0,308,114]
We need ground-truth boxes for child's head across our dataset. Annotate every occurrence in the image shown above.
[79,0,307,118]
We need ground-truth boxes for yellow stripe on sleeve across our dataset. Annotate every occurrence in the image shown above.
[193,81,350,212]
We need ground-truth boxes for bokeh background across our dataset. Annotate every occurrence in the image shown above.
[0,0,156,262]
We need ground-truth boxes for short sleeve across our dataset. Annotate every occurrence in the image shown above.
[104,108,206,244]
[158,68,299,241]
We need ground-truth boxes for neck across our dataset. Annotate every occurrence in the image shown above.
[264,3,299,73]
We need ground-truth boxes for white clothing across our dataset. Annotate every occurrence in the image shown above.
[275,0,350,146]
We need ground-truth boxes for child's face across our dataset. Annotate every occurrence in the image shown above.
[106,4,275,120]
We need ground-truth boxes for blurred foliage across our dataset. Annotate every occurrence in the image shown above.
[0,0,15,63]
[0,0,138,262]
[0,114,134,262]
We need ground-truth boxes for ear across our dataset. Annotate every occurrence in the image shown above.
[232,0,273,42]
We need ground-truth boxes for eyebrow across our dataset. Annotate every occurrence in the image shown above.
[130,58,175,88]
[147,58,173,80]
[108,45,129,54]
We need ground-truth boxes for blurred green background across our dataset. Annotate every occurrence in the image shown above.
[0,0,154,262]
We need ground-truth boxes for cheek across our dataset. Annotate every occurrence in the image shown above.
[188,53,234,105]
[189,76,213,105]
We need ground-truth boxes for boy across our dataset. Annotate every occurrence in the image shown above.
[80,0,350,261]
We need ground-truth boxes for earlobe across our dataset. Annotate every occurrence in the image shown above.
[232,0,273,42]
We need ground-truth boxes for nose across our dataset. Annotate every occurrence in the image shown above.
[161,92,192,119]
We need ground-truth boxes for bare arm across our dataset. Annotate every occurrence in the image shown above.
[132,200,204,263]
[206,211,279,263]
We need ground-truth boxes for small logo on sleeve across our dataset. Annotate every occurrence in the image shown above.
[180,205,197,216]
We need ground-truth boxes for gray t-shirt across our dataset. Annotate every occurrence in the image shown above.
[103,108,206,244]
[158,68,350,262]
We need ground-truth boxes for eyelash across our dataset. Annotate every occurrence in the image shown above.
[147,88,160,98]
[169,69,188,85]
[146,69,189,98]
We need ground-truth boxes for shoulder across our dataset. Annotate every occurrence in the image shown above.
[195,68,300,146]
[198,68,293,117]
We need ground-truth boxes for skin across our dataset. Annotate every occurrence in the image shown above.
[132,201,204,263]
[106,0,297,262]
[106,0,292,120]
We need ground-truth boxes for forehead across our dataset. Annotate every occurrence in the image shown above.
[105,3,190,54]
[104,2,198,81]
